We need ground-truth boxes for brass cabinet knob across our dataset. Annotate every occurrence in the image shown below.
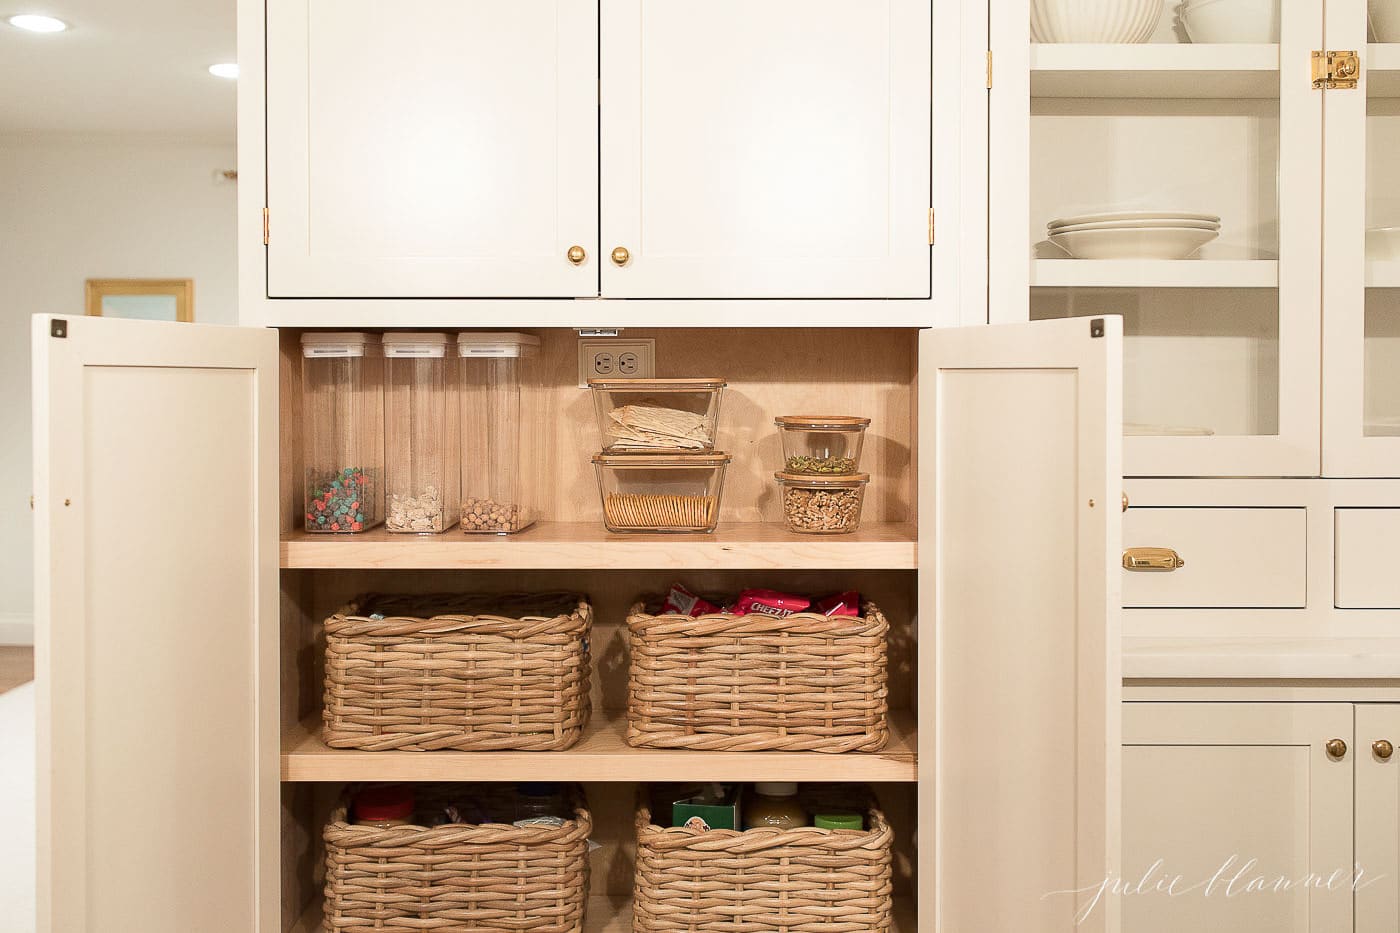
[1121,492,1130,513]
[1375,739,1395,761]
[567,245,587,265]
[611,246,631,267]
[1326,738,1348,760]
[1122,547,1184,572]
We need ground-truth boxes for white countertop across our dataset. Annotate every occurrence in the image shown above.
[1124,637,1400,680]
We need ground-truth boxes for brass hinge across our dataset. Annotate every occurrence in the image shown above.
[928,208,935,245]
[1312,50,1360,89]
[986,50,993,89]
[262,207,270,245]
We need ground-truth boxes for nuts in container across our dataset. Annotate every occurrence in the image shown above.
[775,415,870,475]
[776,472,869,535]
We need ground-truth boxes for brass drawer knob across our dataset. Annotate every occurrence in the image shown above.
[611,246,631,267]
[1122,547,1184,572]
[1375,739,1394,761]
[1326,738,1348,760]
[567,245,587,265]
[1121,491,1129,513]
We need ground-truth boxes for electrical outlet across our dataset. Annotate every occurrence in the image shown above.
[578,337,655,387]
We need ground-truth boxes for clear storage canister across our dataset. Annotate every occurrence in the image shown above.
[457,332,543,534]
[383,333,458,534]
[301,332,384,533]
[592,452,730,534]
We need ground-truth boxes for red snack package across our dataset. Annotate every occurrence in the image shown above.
[662,583,723,617]
[815,591,861,617]
[731,588,811,618]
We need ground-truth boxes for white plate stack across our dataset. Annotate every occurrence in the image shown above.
[1047,210,1221,260]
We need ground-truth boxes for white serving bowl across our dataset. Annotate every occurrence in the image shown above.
[1373,0,1400,42]
[1049,209,1220,227]
[1049,226,1219,259]
[1180,0,1281,43]
[1050,218,1221,233]
[1368,226,1400,261]
[1032,0,1165,42]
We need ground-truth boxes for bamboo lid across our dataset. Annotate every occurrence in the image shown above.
[774,415,871,429]
[595,452,731,466]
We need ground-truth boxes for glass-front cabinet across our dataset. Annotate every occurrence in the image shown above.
[1325,0,1400,475]
[992,0,1399,478]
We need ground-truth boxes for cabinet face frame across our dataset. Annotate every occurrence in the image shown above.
[1356,703,1400,931]
[1321,0,1400,476]
[1122,702,1355,933]
[238,0,988,327]
[988,0,1324,478]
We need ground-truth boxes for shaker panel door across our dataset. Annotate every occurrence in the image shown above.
[1357,704,1400,933]
[32,315,279,931]
[600,0,931,298]
[922,316,1122,933]
[266,0,599,297]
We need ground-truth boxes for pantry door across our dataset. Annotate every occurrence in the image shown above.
[920,316,1123,933]
[600,0,932,298]
[265,0,598,298]
[1357,704,1400,932]
[32,316,279,932]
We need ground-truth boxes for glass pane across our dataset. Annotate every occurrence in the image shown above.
[1028,5,1286,444]
[101,294,179,321]
[1365,42,1400,436]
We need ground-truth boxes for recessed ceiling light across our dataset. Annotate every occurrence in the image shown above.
[208,63,239,79]
[8,13,68,32]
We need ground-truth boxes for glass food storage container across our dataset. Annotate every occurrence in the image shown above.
[383,333,458,534]
[592,452,730,533]
[301,332,384,533]
[457,332,544,534]
[775,472,869,535]
[588,378,726,452]
[774,415,871,475]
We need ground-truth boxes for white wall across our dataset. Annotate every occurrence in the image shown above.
[0,135,238,643]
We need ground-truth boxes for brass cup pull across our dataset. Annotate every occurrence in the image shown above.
[1375,739,1394,761]
[611,246,631,267]
[1326,738,1348,760]
[1122,547,1185,572]
[567,245,587,265]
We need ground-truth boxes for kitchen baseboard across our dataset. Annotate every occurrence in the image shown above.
[0,613,34,646]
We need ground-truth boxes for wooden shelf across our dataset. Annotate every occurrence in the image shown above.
[1031,259,1279,289]
[1368,260,1400,288]
[282,709,918,783]
[1032,43,1279,99]
[1370,43,1400,97]
[281,521,918,570]
[292,894,917,932]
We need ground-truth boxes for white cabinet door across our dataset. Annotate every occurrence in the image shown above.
[922,316,1123,933]
[266,1,598,298]
[1357,704,1400,933]
[32,315,279,932]
[1123,703,1354,933]
[600,0,931,298]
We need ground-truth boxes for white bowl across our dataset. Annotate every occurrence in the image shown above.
[1049,209,1220,226]
[1368,227,1400,261]
[1050,218,1222,233]
[1032,0,1164,42]
[1049,226,1219,259]
[1180,0,1280,43]
[1373,0,1400,42]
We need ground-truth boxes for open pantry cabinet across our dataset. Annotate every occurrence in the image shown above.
[32,314,1120,932]
[990,0,1325,477]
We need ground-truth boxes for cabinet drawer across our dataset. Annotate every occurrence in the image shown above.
[1335,509,1400,609]
[1123,508,1307,609]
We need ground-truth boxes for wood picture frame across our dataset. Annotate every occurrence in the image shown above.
[85,278,194,323]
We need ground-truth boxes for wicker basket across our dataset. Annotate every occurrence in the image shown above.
[323,593,592,751]
[324,783,592,933]
[625,600,889,752]
[633,789,893,932]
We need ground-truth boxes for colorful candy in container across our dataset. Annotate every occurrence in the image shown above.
[301,332,384,533]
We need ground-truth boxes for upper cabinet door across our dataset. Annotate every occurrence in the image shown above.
[599,0,932,298]
[32,316,279,932]
[266,1,598,298]
[991,0,1324,478]
[922,317,1123,933]
[1321,0,1400,476]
